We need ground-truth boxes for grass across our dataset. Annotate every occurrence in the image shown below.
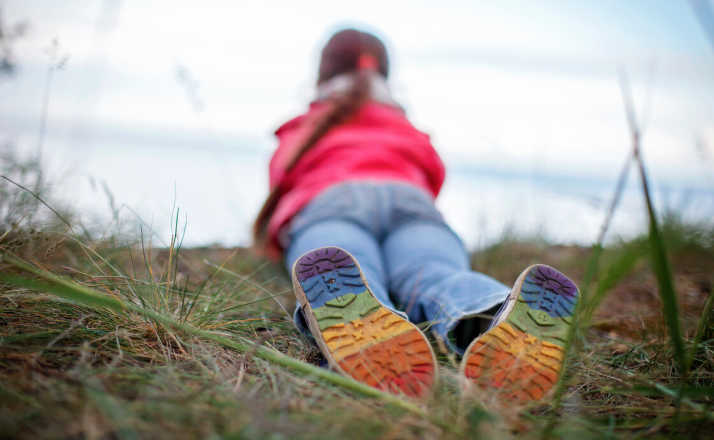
[1,187,712,439]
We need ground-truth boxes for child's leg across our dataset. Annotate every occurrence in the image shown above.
[382,221,510,355]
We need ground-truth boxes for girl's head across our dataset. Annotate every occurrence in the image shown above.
[317,28,389,84]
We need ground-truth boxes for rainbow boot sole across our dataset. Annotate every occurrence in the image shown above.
[461,264,579,403]
[291,247,436,398]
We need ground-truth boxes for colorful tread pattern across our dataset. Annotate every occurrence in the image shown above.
[462,264,579,403]
[292,247,435,398]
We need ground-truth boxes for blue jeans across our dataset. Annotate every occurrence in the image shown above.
[283,181,510,355]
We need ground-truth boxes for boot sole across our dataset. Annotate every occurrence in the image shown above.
[461,264,579,402]
[291,246,436,398]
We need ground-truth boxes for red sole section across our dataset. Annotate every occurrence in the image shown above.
[338,329,435,398]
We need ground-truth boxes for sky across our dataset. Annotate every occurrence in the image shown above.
[1,1,713,247]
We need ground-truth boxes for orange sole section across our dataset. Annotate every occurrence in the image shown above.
[463,322,564,402]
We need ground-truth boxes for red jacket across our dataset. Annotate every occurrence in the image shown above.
[267,100,446,256]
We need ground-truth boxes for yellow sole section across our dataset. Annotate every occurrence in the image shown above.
[322,307,414,361]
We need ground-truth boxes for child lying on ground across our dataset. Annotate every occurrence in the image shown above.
[253,28,579,401]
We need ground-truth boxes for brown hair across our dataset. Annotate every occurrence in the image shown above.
[252,29,388,251]
[318,28,389,84]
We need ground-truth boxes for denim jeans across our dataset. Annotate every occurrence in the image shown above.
[283,181,510,355]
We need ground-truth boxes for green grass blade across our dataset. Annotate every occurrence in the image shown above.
[1,270,125,312]
[640,180,687,377]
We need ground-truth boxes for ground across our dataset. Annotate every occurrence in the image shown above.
[0,221,712,439]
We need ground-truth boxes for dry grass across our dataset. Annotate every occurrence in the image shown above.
[0,212,712,439]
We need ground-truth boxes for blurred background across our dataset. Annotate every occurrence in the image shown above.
[1,0,713,248]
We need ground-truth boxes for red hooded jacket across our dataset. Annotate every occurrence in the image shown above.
[267,100,446,257]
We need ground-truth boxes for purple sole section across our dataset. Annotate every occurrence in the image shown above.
[521,265,578,318]
[295,247,354,282]
[531,266,578,299]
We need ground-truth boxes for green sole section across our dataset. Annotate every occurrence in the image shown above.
[507,301,569,347]
[312,290,380,330]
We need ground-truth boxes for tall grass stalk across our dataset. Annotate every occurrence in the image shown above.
[543,114,637,439]
[618,71,687,380]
